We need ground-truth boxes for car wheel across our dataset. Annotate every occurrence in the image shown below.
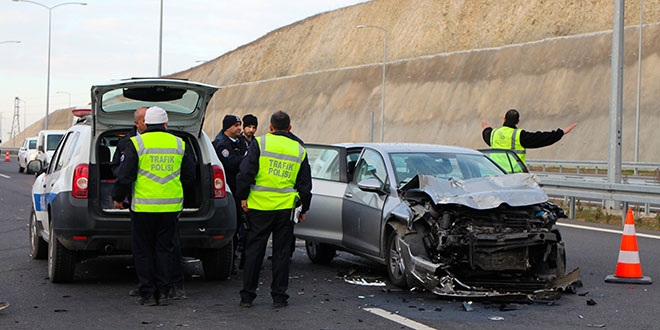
[201,239,233,281]
[386,231,408,288]
[29,209,48,260]
[305,240,336,264]
[19,165,25,173]
[48,224,76,283]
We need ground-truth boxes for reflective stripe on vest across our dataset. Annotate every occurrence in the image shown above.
[130,132,185,212]
[247,134,305,211]
[491,126,526,164]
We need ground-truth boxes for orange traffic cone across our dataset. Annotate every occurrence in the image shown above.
[605,207,652,284]
[4,150,9,162]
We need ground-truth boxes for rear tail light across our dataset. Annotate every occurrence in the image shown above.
[72,164,89,199]
[212,164,227,199]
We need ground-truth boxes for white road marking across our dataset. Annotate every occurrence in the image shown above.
[0,173,10,179]
[363,307,436,330]
[558,222,660,240]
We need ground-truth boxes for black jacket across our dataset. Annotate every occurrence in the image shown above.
[212,132,248,193]
[112,126,196,203]
[482,124,565,149]
[111,126,138,177]
[235,131,312,214]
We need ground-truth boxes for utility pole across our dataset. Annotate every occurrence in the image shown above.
[11,97,21,143]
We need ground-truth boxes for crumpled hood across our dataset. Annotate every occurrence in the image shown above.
[407,173,548,210]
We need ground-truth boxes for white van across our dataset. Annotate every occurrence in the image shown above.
[18,136,38,173]
[36,130,66,167]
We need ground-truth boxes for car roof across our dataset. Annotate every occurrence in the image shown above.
[334,142,484,155]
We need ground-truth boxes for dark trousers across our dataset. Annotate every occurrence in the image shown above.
[172,224,184,286]
[131,211,178,299]
[240,209,294,304]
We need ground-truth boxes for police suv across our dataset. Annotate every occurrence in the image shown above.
[28,78,236,283]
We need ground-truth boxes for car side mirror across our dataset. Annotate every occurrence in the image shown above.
[27,160,44,176]
[38,145,44,152]
[357,178,387,195]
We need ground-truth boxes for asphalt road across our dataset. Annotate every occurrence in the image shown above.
[0,159,658,330]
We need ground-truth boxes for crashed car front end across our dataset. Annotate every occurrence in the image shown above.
[391,173,578,299]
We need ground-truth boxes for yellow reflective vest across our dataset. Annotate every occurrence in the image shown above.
[490,126,527,169]
[130,132,185,212]
[247,133,306,211]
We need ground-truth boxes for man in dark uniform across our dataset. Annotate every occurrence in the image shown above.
[481,108,577,169]
[213,114,249,271]
[241,114,258,146]
[112,106,196,306]
[113,107,187,300]
[236,110,312,308]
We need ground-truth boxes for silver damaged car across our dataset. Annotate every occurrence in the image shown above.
[295,143,578,300]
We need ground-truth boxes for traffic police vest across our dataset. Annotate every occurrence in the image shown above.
[490,126,526,172]
[247,133,306,211]
[130,132,185,212]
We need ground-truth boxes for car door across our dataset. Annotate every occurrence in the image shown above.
[32,131,77,237]
[342,148,389,256]
[293,144,348,245]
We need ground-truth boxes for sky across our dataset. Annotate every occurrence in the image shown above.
[0,0,368,141]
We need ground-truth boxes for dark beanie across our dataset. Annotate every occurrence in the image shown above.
[242,114,258,128]
[222,114,241,131]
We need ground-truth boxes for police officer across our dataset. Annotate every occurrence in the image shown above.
[113,107,187,300]
[213,114,249,271]
[241,114,258,146]
[236,110,312,308]
[112,106,196,306]
[481,109,577,169]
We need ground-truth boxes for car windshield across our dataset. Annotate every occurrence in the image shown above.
[46,135,63,151]
[390,152,505,186]
[28,139,37,149]
[100,86,201,114]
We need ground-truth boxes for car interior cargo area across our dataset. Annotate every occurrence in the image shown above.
[97,129,203,211]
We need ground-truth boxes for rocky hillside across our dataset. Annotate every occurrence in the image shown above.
[8,0,660,161]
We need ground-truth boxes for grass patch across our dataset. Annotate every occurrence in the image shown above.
[557,200,660,231]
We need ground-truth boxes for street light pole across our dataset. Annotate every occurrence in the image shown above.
[12,0,87,130]
[158,0,163,77]
[357,24,388,142]
[57,91,71,108]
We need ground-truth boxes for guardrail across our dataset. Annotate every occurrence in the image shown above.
[537,176,660,222]
[1,147,19,156]
[528,159,660,176]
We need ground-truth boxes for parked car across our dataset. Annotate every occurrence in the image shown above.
[28,78,236,283]
[295,143,575,299]
[35,129,66,167]
[18,136,38,173]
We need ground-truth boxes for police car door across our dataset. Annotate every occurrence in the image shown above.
[32,131,74,237]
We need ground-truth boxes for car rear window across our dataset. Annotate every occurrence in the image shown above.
[100,86,201,115]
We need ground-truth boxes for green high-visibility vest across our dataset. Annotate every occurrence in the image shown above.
[130,132,185,212]
[247,133,306,211]
[490,126,526,172]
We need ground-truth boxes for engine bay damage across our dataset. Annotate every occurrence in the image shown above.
[393,174,580,300]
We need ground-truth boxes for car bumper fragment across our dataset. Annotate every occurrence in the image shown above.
[397,234,580,300]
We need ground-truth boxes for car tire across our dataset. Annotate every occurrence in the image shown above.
[386,231,408,288]
[29,209,48,260]
[305,240,336,264]
[19,165,25,173]
[48,224,77,283]
[201,240,233,281]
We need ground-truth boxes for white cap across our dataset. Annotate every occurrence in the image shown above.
[144,106,168,124]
